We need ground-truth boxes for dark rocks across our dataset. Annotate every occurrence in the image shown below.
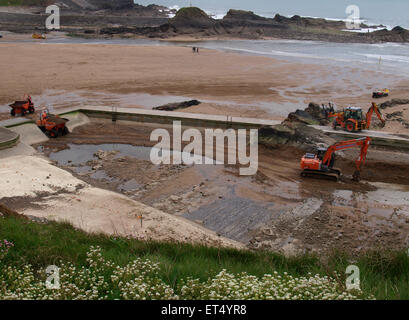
[370,27,409,42]
[224,9,269,22]
[392,26,406,33]
[259,102,335,149]
[1,4,408,43]
[153,100,201,111]
[285,102,329,125]
[380,99,409,109]
[386,111,404,119]
[87,0,134,10]
[170,7,215,28]
[259,121,334,150]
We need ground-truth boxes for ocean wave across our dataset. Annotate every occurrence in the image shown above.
[167,5,180,18]
[342,26,388,33]
[355,53,409,64]
[220,46,353,63]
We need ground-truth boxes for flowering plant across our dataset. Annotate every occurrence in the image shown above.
[0,239,14,259]
[0,246,372,300]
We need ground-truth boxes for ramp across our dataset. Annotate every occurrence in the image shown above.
[7,123,48,145]
[60,111,90,132]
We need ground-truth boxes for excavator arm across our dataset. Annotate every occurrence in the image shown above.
[366,102,386,129]
[322,137,371,181]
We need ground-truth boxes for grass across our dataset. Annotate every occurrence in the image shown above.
[1,209,409,299]
[0,0,52,6]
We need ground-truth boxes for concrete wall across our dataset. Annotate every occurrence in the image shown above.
[79,109,264,130]
[0,127,19,151]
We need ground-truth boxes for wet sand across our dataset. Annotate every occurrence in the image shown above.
[1,42,409,122]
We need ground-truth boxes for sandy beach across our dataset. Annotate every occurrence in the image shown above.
[1,42,408,124]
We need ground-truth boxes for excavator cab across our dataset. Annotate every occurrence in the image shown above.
[316,147,336,169]
[344,107,363,121]
[316,147,327,160]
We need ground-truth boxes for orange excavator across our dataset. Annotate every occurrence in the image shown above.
[329,102,385,132]
[300,137,371,182]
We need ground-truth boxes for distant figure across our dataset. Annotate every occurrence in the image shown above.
[328,102,335,113]
[197,47,199,53]
[192,47,196,53]
[322,104,329,118]
[40,109,49,122]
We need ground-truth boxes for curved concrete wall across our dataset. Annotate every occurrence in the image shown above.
[0,127,19,150]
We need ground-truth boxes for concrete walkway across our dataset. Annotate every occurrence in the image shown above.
[69,105,282,128]
[1,106,409,148]
[312,125,409,149]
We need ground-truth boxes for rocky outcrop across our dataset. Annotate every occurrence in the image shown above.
[259,122,334,150]
[259,102,334,150]
[153,100,201,111]
[52,0,133,11]
[148,7,406,42]
[368,26,409,43]
[87,0,133,10]
[285,103,329,125]
[1,4,408,43]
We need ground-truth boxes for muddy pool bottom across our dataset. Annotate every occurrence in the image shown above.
[35,139,409,255]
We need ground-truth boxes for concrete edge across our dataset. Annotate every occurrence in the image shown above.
[1,106,409,149]
[318,130,409,149]
[0,129,20,151]
[78,108,268,129]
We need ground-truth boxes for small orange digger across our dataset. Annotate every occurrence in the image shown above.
[329,102,385,132]
[300,137,371,182]
[9,95,35,116]
[32,33,46,40]
[372,88,389,99]
[36,109,69,138]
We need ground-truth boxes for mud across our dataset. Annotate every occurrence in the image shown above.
[32,118,409,255]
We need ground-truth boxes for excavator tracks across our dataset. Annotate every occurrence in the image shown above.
[301,169,341,182]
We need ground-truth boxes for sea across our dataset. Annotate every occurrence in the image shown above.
[137,0,409,30]
[125,0,409,77]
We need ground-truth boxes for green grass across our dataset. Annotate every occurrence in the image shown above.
[1,210,409,299]
[0,0,52,6]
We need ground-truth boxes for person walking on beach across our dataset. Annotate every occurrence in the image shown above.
[192,47,196,53]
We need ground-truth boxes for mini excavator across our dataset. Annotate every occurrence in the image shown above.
[300,137,371,182]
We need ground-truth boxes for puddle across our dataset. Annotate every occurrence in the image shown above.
[45,143,221,167]
[46,143,152,166]
[118,179,142,192]
[90,170,119,182]
[367,182,409,207]
[3,89,197,113]
[1,88,298,118]
[73,165,93,174]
